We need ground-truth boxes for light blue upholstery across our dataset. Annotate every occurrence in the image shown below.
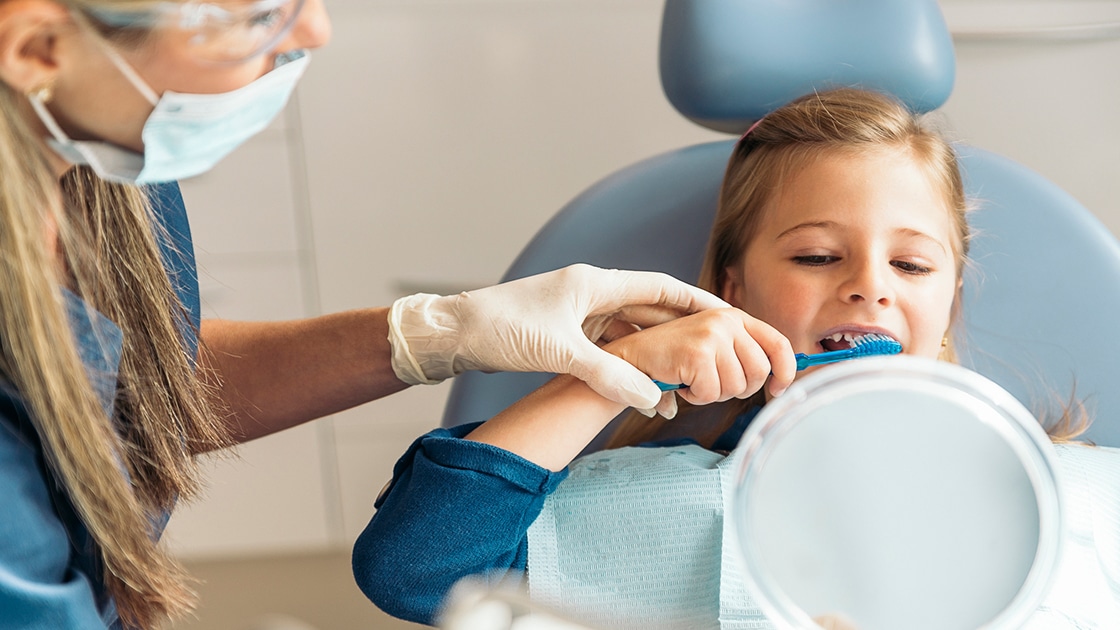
[441,0,1120,448]
[660,0,955,133]
[955,148,1120,447]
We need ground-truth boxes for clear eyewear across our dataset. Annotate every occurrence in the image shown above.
[85,0,307,64]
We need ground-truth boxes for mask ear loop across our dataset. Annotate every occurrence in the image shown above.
[27,84,76,146]
[69,9,160,107]
[90,42,160,107]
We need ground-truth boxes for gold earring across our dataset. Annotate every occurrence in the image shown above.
[941,336,949,348]
[27,80,56,104]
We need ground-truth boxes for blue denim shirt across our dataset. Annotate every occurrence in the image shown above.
[0,183,199,629]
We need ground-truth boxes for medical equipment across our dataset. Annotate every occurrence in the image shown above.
[84,0,307,64]
[654,334,903,391]
[30,45,310,185]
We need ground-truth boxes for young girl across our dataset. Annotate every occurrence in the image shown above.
[351,87,1009,625]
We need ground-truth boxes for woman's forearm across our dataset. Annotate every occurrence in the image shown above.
[465,375,626,471]
[199,310,408,444]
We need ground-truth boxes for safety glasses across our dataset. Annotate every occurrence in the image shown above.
[85,0,307,64]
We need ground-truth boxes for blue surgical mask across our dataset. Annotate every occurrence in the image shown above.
[29,48,309,185]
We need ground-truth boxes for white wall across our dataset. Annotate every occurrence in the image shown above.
[165,0,1120,562]
[939,0,1120,233]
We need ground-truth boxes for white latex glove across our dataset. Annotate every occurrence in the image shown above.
[387,264,730,411]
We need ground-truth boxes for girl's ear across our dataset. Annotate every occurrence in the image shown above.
[0,1,71,95]
[721,266,745,308]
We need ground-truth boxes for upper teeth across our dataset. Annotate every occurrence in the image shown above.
[831,333,862,343]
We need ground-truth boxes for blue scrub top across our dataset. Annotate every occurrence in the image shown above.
[0,183,199,629]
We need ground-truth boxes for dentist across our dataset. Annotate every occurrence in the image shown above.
[0,0,737,628]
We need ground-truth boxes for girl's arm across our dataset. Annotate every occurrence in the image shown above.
[353,422,567,624]
[464,373,626,471]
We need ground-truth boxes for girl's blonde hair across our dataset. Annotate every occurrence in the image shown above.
[0,3,231,625]
[609,88,1084,449]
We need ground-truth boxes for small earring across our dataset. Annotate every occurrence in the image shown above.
[27,80,56,104]
[941,336,949,348]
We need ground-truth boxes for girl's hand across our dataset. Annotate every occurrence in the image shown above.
[603,308,796,418]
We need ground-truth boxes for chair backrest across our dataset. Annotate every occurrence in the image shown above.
[441,0,1120,448]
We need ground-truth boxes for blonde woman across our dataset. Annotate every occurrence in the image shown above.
[0,1,737,627]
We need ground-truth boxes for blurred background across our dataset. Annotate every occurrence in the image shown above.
[164,0,1120,628]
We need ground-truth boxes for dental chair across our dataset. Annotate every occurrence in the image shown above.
[440,0,1120,449]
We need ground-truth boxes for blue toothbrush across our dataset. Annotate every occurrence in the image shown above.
[653,333,902,391]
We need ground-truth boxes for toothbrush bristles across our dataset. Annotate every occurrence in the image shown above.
[853,333,903,356]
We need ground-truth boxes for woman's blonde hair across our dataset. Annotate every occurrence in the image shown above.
[0,3,231,625]
[608,88,1086,449]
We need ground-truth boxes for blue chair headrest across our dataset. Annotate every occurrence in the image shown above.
[659,0,957,133]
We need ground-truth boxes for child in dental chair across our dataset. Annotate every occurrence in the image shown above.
[352,88,1099,628]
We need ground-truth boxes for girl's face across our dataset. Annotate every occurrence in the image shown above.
[722,149,960,368]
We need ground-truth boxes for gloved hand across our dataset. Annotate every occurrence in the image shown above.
[387,263,730,412]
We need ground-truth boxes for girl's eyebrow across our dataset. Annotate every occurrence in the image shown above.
[897,227,949,255]
[774,221,836,240]
[775,221,949,255]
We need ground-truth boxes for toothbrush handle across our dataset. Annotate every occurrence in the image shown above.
[656,347,878,391]
[795,348,859,370]
[656,351,825,389]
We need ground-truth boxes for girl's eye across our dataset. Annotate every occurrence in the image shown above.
[792,255,838,266]
[892,260,933,275]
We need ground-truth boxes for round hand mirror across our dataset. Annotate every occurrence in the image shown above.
[731,356,1062,630]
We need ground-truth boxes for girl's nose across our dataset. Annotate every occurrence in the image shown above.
[841,259,894,307]
[275,0,333,53]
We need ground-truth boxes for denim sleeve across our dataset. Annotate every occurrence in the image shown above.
[145,182,201,360]
[0,408,109,629]
[352,423,568,625]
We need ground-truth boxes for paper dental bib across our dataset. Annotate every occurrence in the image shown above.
[525,445,767,630]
